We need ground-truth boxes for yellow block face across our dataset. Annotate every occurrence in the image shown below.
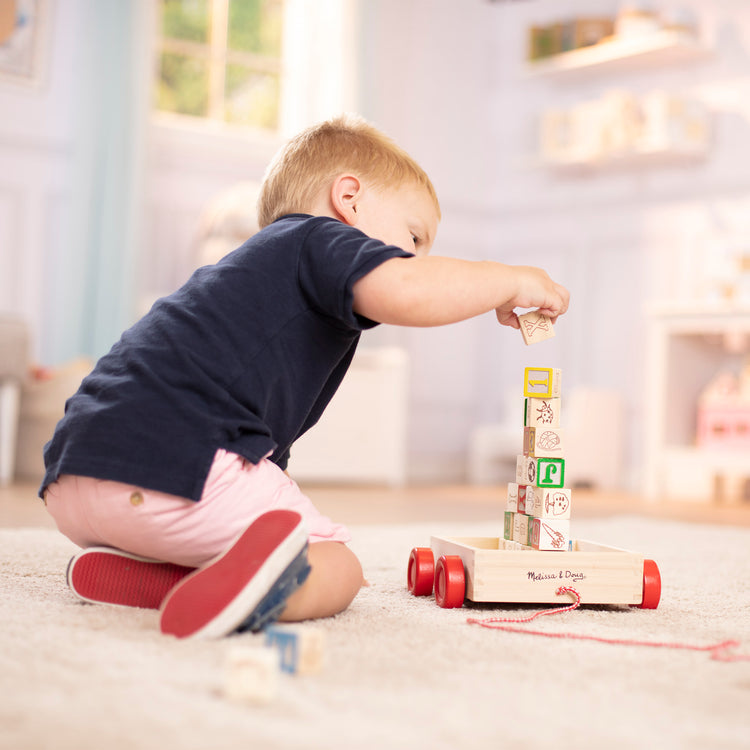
[523,367,562,398]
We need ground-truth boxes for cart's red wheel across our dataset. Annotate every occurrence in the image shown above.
[434,555,465,608]
[638,559,661,609]
[407,547,435,596]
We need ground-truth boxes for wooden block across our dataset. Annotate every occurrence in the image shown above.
[518,312,555,345]
[504,511,514,541]
[517,455,566,488]
[498,539,532,552]
[523,426,564,458]
[264,624,324,675]
[500,538,531,551]
[506,482,519,512]
[527,488,572,519]
[224,646,279,705]
[523,367,562,398]
[524,397,561,428]
[513,513,533,546]
[536,457,565,488]
[518,485,529,514]
[531,518,571,551]
[515,455,527,485]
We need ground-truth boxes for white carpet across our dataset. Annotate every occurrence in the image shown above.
[1,516,749,750]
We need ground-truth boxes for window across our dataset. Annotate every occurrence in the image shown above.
[155,0,284,131]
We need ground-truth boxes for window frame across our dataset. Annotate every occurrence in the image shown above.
[153,0,284,132]
[151,0,360,144]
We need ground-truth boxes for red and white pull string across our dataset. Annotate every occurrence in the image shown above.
[466,586,750,663]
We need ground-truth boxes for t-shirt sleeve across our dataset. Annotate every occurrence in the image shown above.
[297,219,414,330]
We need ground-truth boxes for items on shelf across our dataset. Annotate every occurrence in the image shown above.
[528,18,614,61]
[616,3,696,39]
[615,3,661,39]
[539,89,711,167]
[527,4,696,62]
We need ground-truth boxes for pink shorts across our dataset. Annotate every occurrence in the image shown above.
[44,449,350,568]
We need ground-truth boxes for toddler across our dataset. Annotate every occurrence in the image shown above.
[41,114,569,638]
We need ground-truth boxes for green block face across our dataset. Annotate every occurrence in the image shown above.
[504,511,514,541]
[536,458,565,488]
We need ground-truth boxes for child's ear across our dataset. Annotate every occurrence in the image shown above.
[330,174,363,226]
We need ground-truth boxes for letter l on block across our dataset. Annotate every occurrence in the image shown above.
[537,457,565,488]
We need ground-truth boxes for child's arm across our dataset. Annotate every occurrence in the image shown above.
[352,256,569,328]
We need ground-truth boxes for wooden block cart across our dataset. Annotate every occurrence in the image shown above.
[407,365,661,610]
[407,537,661,609]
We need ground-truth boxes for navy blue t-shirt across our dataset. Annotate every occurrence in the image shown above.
[41,214,413,502]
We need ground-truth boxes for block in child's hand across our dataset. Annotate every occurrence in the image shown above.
[518,311,555,345]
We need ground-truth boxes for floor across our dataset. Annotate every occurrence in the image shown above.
[3,479,750,529]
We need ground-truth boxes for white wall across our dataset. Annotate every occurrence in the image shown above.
[2,0,750,488]
[357,0,750,487]
[0,0,77,360]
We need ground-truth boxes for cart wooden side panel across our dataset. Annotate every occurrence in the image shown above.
[430,536,644,606]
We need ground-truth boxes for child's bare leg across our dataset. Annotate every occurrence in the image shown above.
[279,541,363,622]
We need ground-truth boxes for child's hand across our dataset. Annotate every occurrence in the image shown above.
[495,266,569,329]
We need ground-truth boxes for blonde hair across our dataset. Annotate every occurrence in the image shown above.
[257,114,440,228]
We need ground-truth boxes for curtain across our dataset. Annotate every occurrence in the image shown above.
[45,0,151,363]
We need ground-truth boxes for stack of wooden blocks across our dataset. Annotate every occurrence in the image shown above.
[504,366,571,552]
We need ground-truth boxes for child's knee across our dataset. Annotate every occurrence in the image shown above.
[310,541,363,604]
[281,541,363,621]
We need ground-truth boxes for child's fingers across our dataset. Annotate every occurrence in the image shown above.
[496,309,520,328]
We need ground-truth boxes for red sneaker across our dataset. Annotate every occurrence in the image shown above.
[66,548,194,609]
[159,510,310,640]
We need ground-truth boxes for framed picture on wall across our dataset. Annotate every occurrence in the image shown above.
[0,0,48,86]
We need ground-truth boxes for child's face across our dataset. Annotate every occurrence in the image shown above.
[353,182,439,256]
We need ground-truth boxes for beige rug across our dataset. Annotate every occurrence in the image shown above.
[1,516,749,750]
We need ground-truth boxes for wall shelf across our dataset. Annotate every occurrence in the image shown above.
[527,30,711,77]
[540,146,709,171]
